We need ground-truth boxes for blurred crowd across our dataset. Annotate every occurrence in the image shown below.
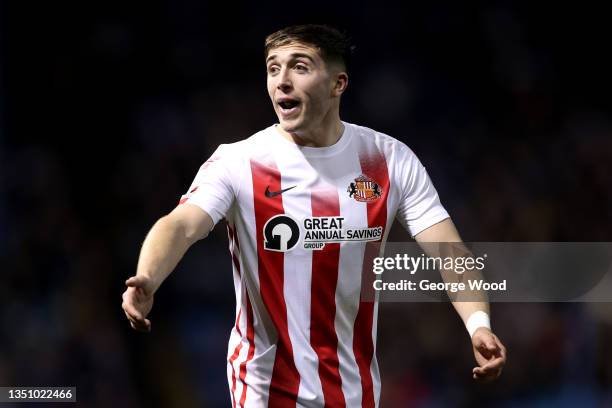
[1,2,611,407]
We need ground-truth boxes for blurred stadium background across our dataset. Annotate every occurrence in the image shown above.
[1,1,611,407]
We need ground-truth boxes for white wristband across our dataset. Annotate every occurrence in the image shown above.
[466,311,491,337]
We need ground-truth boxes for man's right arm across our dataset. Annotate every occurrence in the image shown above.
[121,203,214,332]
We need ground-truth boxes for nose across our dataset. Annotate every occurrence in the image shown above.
[277,68,292,93]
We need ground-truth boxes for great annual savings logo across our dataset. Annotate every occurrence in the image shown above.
[263,215,383,252]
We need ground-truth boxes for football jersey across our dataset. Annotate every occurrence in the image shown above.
[179,121,449,408]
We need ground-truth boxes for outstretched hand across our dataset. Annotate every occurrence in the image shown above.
[471,328,506,382]
[122,275,155,332]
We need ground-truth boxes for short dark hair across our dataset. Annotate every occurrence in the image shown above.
[265,24,355,72]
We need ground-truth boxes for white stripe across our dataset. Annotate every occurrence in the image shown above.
[335,141,369,406]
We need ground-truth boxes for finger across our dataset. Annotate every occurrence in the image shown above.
[473,366,487,376]
[130,318,151,333]
[480,356,505,371]
[125,308,151,332]
[486,338,498,351]
[495,337,508,360]
[125,276,139,287]
[124,312,146,330]
[473,371,497,382]
[124,310,135,324]
[473,367,502,382]
[127,314,151,331]
[473,366,502,381]
[122,299,144,320]
[122,301,144,321]
[130,320,148,332]
[476,336,498,352]
[475,345,493,359]
[473,357,505,375]
[124,309,143,324]
[473,369,488,381]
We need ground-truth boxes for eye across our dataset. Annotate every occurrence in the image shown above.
[267,65,280,75]
[294,64,308,72]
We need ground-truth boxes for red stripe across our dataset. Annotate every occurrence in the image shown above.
[250,159,300,406]
[227,226,241,273]
[310,188,346,407]
[179,186,199,205]
[353,148,389,408]
[239,292,255,407]
[229,309,243,408]
[227,225,254,407]
[227,224,243,408]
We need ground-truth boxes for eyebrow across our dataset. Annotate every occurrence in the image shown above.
[266,52,316,64]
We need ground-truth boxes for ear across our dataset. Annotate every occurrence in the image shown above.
[332,72,348,97]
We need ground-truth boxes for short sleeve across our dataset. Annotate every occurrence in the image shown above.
[179,144,239,226]
[395,144,449,237]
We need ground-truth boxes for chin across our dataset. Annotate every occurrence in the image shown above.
[279,119,303,133]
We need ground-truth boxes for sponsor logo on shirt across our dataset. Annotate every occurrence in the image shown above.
[347,175,382,202]
[302,217,383,250]
[263,214,383,252]
[263,214,300,252]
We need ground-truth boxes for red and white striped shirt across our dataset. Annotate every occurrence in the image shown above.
[180,122,449,407]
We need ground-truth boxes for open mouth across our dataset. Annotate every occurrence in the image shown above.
[277,98,301,116]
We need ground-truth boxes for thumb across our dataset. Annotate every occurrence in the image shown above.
[126,275,148,288]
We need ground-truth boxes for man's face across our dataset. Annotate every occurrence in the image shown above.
[266,43,339,133]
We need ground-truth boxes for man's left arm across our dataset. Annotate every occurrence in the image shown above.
[415,218,507,381]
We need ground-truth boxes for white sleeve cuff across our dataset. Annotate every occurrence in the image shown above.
[466,311,491,337]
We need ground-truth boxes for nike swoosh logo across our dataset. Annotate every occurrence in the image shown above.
[265,185,296,198]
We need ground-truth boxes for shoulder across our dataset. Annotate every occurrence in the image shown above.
[345,121,417,161]
[210,125,275,159]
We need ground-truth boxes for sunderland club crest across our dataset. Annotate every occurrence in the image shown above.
[347,174,382,202]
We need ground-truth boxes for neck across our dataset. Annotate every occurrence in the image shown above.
[278,113,344,148]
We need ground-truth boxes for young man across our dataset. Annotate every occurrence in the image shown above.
[122,24,506,407]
